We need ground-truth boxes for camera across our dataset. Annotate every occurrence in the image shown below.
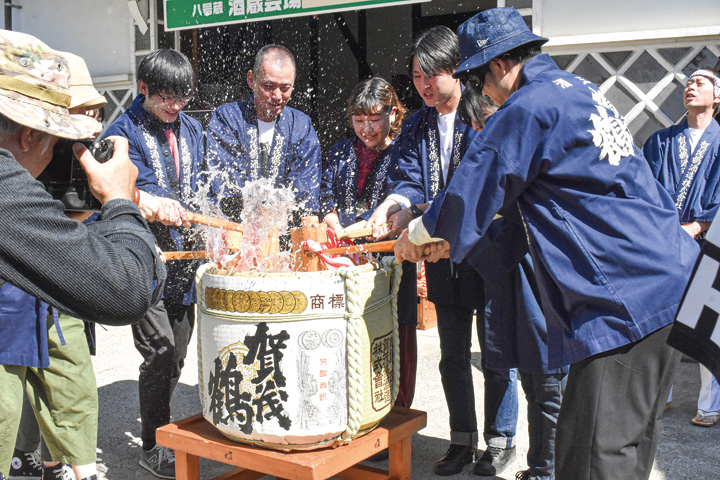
[38,138,114,211]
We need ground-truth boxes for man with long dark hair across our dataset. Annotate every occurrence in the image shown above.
[368,26,519,477]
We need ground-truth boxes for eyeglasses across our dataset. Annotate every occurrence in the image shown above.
[156,93,192,105]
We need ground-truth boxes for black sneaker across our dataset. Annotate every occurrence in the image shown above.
[474,445,516,476]
[515,470,530,480]
[515,469,546,480]
[9,449,42,479]
[139,445,175,479]
[41,464,73,480]
[433,444,477,476]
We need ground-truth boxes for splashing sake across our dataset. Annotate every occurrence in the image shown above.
[191,176,296,273]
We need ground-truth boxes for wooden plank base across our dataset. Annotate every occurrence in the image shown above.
[156,407,427,480]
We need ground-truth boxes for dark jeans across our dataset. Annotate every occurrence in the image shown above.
[436,304,518,448]
[519,370,566,479]
[481,360,518,448]
[132,299,195,450]
[476,308,519,449]
[555,324,680,480]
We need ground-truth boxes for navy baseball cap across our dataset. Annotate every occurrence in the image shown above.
[454,8,548,78]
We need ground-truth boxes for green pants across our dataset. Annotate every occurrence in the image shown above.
[0,313,97,474]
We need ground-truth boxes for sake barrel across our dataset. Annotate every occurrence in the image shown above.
[195,257,401,451]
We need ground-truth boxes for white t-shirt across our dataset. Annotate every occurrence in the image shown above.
[387,109,457,208]
[437,110,456,183]
[258,119,276,148]
[688,127,704,153]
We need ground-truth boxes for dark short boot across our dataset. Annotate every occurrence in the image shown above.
[474,445,516,476]
[434,444,477,476]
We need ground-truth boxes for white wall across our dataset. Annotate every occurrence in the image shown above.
[539,0,720,40]
[0,0,134,78]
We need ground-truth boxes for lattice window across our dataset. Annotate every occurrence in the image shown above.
[553,44,720,146]
[95,86,135,132]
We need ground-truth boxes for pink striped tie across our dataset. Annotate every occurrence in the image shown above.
[165,129,180,179]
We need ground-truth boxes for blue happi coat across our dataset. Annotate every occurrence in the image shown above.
[468,208,566,374]
[204,96,321,216]
[103,94,204,304]
[387,106,483,309]
[318,137,416,326]
[644,119,720,224]
[422,54,700,369]
[388,105,476,205]
[319,138,395,227]
[0,282,55,368]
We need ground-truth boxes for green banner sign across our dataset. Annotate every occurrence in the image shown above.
[164,0,429,31]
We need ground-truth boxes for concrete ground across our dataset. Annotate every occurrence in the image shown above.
[92,323,719,480]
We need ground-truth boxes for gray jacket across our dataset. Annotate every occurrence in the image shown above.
[0,148,164,326]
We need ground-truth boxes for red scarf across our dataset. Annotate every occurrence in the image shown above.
[354,139,382,193]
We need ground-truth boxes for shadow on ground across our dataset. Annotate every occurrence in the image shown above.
[96,380,230,479]
[92,325,719,480]
[95,379,497,480]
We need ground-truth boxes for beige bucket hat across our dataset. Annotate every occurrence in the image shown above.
[0,29,100,139]
[60,50,107,110]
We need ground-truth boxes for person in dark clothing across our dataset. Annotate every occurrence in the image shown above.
[457,85,568,480]
[367,27,519,477]
[396,8,698,479]
[102,49,202,480]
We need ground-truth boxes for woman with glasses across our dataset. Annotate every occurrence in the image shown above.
[320,77,405,233]
[319,77,420,417]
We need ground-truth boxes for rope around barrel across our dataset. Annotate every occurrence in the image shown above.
[195,263,211,401]
[339,263,365,442]
[388,256,402,415]
[338,257,401,444]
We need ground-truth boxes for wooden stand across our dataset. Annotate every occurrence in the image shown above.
[417,297,437,330]
[156,407,427,480]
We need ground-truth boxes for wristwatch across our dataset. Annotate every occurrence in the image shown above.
[410,204,423,219]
